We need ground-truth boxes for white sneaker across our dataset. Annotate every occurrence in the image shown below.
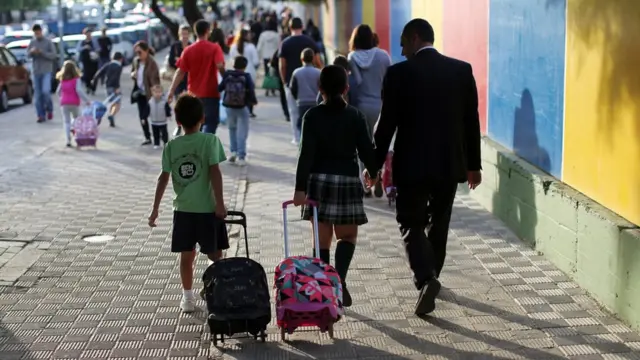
[237,159,247,167]
[228,153,237,163]
[180,296,196,313]
[153,145,159,150]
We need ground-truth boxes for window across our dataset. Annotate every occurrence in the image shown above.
[2,48,18,66]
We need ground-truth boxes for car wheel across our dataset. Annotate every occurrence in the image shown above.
[0,88,8,113]
[23,82,33,104]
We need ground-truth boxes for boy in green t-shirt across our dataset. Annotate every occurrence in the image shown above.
[148,93,228,313]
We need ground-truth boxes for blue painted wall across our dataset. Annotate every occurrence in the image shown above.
[390,0,412,63]
[352,0,363,25]
[487,0,567,177]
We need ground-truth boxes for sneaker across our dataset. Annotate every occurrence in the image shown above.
[153,145,159,150]
[180,296,196,313]
[414,278,441,315]
[237,159,247,167]
[228,153,237,163]
[36,117,45,123]
[108,116,115,127]
[141,139,152,146]
[66,143,72,148]
[47,112,53,120]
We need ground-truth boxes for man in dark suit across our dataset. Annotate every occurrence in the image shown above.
[365,19,482,316]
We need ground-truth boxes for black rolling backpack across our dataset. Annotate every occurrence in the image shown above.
[202,211,271,345]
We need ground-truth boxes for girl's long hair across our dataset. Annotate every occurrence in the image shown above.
[56,60,81,81]
[319,65,348,110]
[234,28,249,55]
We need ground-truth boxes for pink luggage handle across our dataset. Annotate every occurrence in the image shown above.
[282,200,320,259]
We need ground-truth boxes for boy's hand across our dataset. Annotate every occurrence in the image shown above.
[215,203,227,218]
[148,209,159,227]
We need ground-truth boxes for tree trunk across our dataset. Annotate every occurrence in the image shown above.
[150,0,179,40]
[182,0,203,27]
[208,1,221,19]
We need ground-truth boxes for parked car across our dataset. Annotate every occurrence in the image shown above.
[0,30,36,46]
[0,45,32,112]
[5,39,73,93]
[53,34,85,60]
[104,18,138,29]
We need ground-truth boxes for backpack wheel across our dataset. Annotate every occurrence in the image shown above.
[260,330,267,343]
[212,334,218,346]
[327,323,334,339]
[280,327,286,341]
[220,334,225,343]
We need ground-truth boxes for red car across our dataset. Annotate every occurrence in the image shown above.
[0,45,32,112]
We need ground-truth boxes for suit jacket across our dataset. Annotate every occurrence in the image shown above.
[374,48,481,187]
[131,56,160,100]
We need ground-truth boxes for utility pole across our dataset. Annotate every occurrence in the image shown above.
[57,0,65,67]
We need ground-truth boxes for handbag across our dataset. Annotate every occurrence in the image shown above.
[262,73,279,90]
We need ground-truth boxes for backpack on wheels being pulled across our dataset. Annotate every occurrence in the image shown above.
[275,200,344,341]
[73,105,99,148]
[202,211,271,346]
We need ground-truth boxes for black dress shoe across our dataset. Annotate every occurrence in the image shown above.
[415,278,441,315]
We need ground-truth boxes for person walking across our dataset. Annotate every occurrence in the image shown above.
[76,28,99,95]
[290,48,320,133]
[256,19,279,96]
[168,20,226,135]
[347,24,391,198]
[55,61,91,147]
[92,52,124,127]
[365,19,482,316]
[278,17,323,144]
[28,24,57,123]
[131,41,161,145]
[229,29,259,117]
[293,65,380,308]
[169,25,192,97]
[97,28,112,85]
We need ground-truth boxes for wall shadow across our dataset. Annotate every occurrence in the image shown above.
[492,90,548,247]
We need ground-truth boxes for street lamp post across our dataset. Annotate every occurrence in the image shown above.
[57,0,65,67]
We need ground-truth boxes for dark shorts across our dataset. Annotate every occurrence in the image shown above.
[171,211,230,253]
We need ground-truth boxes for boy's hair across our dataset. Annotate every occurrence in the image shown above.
[32,24,42,32]
[180,24,191,32]
[174,93,204,128]
[332,55,349,71]
[194,20,210,38]
[233,56,248,70]
[152,84,163,92]
[113,51,124,61]
[301,48,314,63]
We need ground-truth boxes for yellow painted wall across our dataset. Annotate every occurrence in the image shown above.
[563,0,640,225]
[411,0,443,49]
[362,0,375,29]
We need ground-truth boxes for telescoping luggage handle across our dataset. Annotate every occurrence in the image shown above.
[281,200,320,259]
[224,211,250,258]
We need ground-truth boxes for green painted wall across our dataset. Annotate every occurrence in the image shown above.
[463,138,640,331]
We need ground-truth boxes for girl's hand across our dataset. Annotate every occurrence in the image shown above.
[292,191,306,206]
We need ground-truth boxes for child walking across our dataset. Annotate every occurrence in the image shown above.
[316,55,358,107]
[218,56,257,166]
[92,51,124,127]
[292,65,379,307]
[290,48,321,132]
[56,61,91,148]
[148,93,229,313]
[148,84,172,149]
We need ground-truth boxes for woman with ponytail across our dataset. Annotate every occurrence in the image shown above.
[292,65,380,308]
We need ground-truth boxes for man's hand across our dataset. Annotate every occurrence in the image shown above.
[215,203,227,218]
[292,191,306,206]
[467,171,482,190]
[167,93,174,104]
[148,208,159,227]
[29,48,40,55]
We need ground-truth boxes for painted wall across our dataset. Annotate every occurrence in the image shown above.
[318,0,640,226]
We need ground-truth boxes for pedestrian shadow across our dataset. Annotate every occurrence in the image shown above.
[246,162,296,184]
[347,311,522,359]
[0,286,39,360]
[442,293,635,355]
[492,89,550,248]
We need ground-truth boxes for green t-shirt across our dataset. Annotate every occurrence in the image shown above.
[161,132,227,213]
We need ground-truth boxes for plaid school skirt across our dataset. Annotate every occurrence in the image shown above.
[301,173,368,225]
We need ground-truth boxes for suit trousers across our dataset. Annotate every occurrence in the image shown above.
[395,181,458,289]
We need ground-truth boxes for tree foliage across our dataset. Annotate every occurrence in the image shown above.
[151,0,204,41]
[0,0,48,11]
